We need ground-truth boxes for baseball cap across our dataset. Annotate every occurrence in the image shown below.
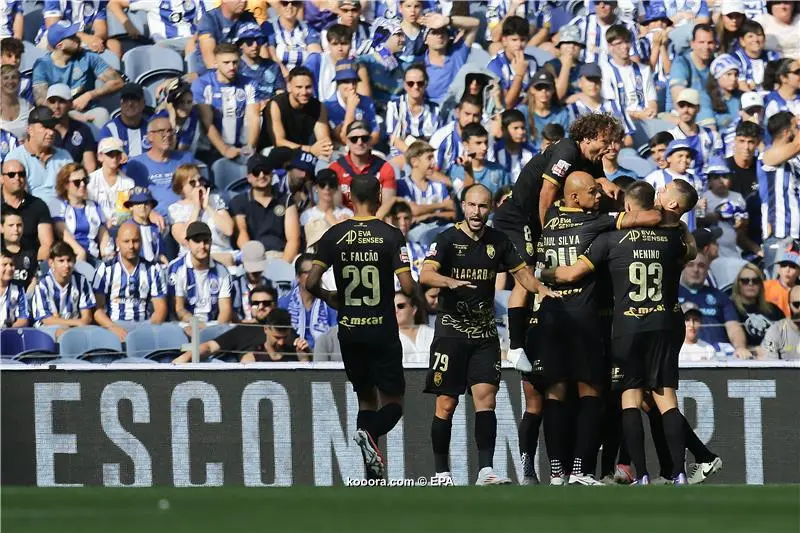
[346,120,370,136]
[706,156,731,176]
[247,153,272,175]
[532,69,555,89]
[676,88,700,106]
[46,84,72,102]
[185,221,212,241]
[741,92,764,111]
[47,20,80,48]
[339,0,359,7]
[721,0,746,15]
[315,168,339,188]
[777,249,800,268]
[711,54,739,79]
[121,83,145,100]
[123,186,157,208]
[557,25,584,47]
[27,106,58,128]
[681,302,702,317]
[165,78,192,104]
[287,150,318,175]
[234,21,264,44]
[642,3,672,25]
[692,227,722,249]
[665,138,697,158]
[241,240,268,273]
[98,137,125,154]
[334,59,359,82]
[579,63,602,79]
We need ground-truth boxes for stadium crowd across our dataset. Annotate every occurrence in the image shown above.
[0,0,799,367]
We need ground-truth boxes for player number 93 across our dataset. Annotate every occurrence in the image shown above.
[628,261,663,302]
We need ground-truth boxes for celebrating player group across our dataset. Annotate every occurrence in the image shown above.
[308,114,723,487]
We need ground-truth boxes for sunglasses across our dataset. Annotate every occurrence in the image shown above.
[280,0,301,6]
[739,277,761,285]
[188,179,208,188]
[150,128,173,136]
[791,301,800,309]
[406,80,425,88]
[240,38,260,46]
[251,299,275,308]
[395,302,409,310]
[317,180,338,189]
[2,171,26,179]
[348,135,370,144]
[70,178,89,187]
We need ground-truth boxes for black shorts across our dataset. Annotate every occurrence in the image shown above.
[536,308,606,387]
[521,319,549,392]
[492,202,538,266]
[611,330,679,391]
[340,337,405,396]
[424,336,501,397]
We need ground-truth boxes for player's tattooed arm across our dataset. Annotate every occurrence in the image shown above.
[420,263,476,290]
[511,266,560,300]
[540,259,593,285]
[616,209,662,229]
[306,263,340,309]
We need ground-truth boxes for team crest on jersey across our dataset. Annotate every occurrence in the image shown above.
[84,3,96,16]
[705,294,716,305]
[526,242,534,257]
[235,89,247,102]
[274,205,286,217]
[551,159,571,178]
[433,372,442,387]
[23,256,30,269]
[0,141,8,154]
[400,246,409,263]
[209,279,220,294]
[486,244,495,259]
[71,130,83,146]
[168,273,177,286]
[72,67,83,78]
[426,242,437,257]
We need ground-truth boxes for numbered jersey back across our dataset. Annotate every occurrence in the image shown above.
[314,217,411,342]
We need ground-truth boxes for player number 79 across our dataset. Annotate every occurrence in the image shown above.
[432,352,449,372]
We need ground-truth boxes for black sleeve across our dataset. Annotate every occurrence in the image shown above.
[423,229,451,270]
[32,198,53,224]
[581,231,610,270]
[214,326,267,355]
[314,227,336,269]
[499,233,525,273]
[392,227,411,274]
[542,141,579,190]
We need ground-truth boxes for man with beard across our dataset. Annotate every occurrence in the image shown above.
[761,285,800,361]
[420,183,558,485]
[492,112,622,373]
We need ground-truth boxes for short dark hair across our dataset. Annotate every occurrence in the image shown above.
[50,241,76,261]
[650,131,674,148]
[1,206,22,224]
[405,63,429,84]
[294,252,315,276]
[458,93,483,110]
[767,111,796,139]
[350,174,381,205]
[671,178,699,211]
[626,181,655,209]
[0,37,23,58]
[605,24,632,44]
[461,123,488,143]
[739,19,765,37]
[614,175,637,189]
[214,42,239,56]
[501,109,526,131]
[264,307,292,329]
[692,23,715,41]
[288,66,314,82]
[568,113,623,144]
[390,200,412,218]
[542,123,566,142]
[325,23,353,44]
[735,120,762,140]
[250,284,277,302]
[501,15,529,38]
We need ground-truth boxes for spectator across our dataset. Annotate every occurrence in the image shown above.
[722,92,764,158]
[538,122,565,151]
[169,163,235,265]
[194,0,259,75]
[125,116,196,217]
[157,79,201,154]
[264,0,322,78]
[492,109,537,180]
[277,253,337,350]
[486,0,552,54]
[451,123,510,197]
[668,88,723,175]
[731,262,784,348]
[1,208,37,290]
[692,227,730,289]
[678,302,716,361]
[32,21,124,125]
[601,140,637,182]
[665,0,710,26]
[46,84,98,172]
[487,16,539,109]
[231,153,301,262]
[764,248,800,317]
[600,24,657,122]
[329,120,398,219]
[174,305,311,363]
[235,21,284,106]
[325,59,379,146]
[566,63,634,147]
[0,248,29,327]
[396,0,427,66]
[31,241,95,339]
[760,285,800,360]
[550,25,585,103]
[87,137,135,228]
[0,158,54,260]
[0,65,30,140]
[637,3,673,99]
[679,252,751,357]
[6,106,73,204]
[98,83,150,158]
[423,284,439,326]
[429,94,482,173]
[280,149,317,211]
[313,324,342,361]
[300,169,353,251]
[0,1,22,40]
[321,0,370,54]
[396,289,433,363]
[564,0,639,64]
[52,162,112,263]
[756,0,800,60]
[668,24,716,113]
[388,200,426,280]
[313,23,371,103]
[733,20,781,92]
[358,17,406,113]
[39,0,116,56]
[123,187,165,264]
[232,241,275,322]
[386,63,441,166]
[192,43,259,159]
[423,12,479,105]
[759,111,800,269]
[705,54,742,132]
[0,38,30,104]
[716,1,746,53]
[109,0,198,56]
[763,58,800,121]
[726,121,761,197]
[167,221,234,325]
[648,131,674,170]
[266,66,333,159]
[521,70,569,149]
[92,222,168,340]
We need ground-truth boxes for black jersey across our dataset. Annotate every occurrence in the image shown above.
[537,206,621,311]
[582,225,688,337]
[314,217,410,342]
[4,246,37,290]
[507,139,604,223]
[425,223,525,339]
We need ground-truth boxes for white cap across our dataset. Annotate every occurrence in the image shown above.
[676,88,700,106]
[721,0,746,15]
[741,91,764,109]
[46,83,72,101]
[98,137,125,154]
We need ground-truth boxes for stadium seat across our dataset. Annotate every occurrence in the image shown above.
[125,323,188,360]
[58,326,123,359]
[634,118,675,154]
[22,8,43,43]
[20,41,45,75]
[0,328,57,359]
[525,45,555,65]
[122,45,184,84]
[50,357,92,365]
[211,158,247,192]
[110,356,153,364]
[467,43,491,69]
[107,7,150,39]
[618,148,657,178]
[225,177,251,200]
[100,49,122,72]
[266,259,295,290]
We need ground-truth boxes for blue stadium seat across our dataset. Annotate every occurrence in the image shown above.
[111,356,153,364]
[265,259,295,290]
[618,148,657,178]
[20,41,45,75]
[50,357,92,365]
[125,323,188,360]
[100,49,121,72]
[107,7,150,39]
[467,43,491,69]
[58,326,123,359]
[22,8,43,43]
[122,45,184,84]
[211,158,247,192]
[225,178,251,201]
[525,46,555,65]
[0,328,57,359]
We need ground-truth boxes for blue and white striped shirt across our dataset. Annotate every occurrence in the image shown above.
[489,139,537,182]
[92,256,165,321]
[487,51,540,106]
[396,175,450,205]
[264,18,320,71]
[567,98,636,137]
[52,199,107,259]
[662,0,709,25]
[37,0,107,45]
[0,129,18,162]
[758,154,800,240]
[733,48,781,91]
[32,271,96,325]
[637,30,675,86]
[429,121,462,174]
[191,71,256,148]
[232,273,270,321]
[167,255,232,322]
[0,283,28,326]
[668,125,723,176]
[136,222,163,263]
[0,0,21,38]
[565,13,639,64]
[485,0,551,42]
[130,0,198,40]
[321,21,370,55]
[98,115,151,157]
[385,95,440,157]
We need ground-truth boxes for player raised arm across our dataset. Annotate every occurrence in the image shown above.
[510,266,560,299]
[539,257,594,285]
[306,262,338,310]
[419,261,476,290]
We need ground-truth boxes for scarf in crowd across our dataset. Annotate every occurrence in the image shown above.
[287,282,331,345]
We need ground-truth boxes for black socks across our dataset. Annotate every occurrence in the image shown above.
[507,307,529,350]
[431,416,452,473]
[475,410,497,469]
[622,407,648,479]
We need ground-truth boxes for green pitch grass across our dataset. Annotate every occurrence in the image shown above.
[3,486,799,533]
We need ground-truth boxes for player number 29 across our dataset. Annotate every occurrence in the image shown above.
[342,265,381,306]
[628,261,663,302]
